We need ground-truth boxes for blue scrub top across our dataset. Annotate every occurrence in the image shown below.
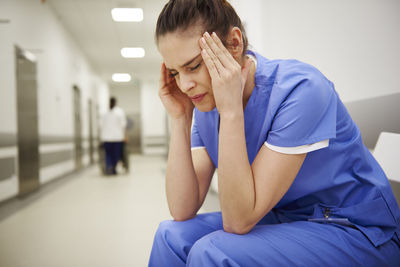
[191,51,400,247]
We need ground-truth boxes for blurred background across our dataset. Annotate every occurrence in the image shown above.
[0,0,399,266]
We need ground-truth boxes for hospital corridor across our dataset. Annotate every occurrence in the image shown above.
[0,155,167,267]
[0,154,220,266]
[1,0,400,266]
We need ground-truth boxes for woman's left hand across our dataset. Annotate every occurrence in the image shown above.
[199,32,252,115]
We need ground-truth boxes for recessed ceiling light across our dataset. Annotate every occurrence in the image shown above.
[111,8,143,22]
[112,73,131,82]
[121,47,145,58]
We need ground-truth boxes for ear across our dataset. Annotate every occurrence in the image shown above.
[226,27,244,61]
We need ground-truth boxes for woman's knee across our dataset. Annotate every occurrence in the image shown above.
[153,218,204,249]
[187,230,240,266]
[154,220,181,243]
[155,213,223,244]
[152,220,188,257]
[150,220,188,267]
[186,228,287,266]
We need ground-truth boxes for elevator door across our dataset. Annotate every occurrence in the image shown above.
[15,46,40,196]
[73,86,82,169]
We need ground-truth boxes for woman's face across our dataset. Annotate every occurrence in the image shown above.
[158,29,216,112]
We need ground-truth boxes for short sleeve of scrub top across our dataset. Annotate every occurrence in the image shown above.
[265,69,337,155]
[191,112,205,150]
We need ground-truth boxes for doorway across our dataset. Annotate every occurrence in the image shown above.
[88,99,94,164]
[73,85,82,170]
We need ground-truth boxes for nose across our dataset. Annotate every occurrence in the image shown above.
[178,74,195,93]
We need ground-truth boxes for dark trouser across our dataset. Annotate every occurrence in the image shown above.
[103,142,123,174]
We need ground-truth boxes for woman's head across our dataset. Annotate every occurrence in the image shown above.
[155,0,247,55]
[155,0,249,112]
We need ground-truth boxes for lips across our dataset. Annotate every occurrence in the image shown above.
[189,93,207,103]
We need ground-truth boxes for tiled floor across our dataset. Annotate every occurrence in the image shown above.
[0,154,220,267]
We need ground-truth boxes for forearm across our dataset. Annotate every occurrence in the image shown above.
[218,111,256,232]
[166,117,200,220]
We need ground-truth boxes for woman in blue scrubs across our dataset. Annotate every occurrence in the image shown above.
[149,0,400,266]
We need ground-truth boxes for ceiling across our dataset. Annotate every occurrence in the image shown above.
[47,0,166,85]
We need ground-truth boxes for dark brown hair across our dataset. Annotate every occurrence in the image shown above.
[109,97,116,109]
[155,0,248,55]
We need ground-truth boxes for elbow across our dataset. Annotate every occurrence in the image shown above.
[170,211,196,222]
[168,201,199,222]
[223,222,254,235]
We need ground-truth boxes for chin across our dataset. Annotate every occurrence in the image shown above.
[195,102,216,112]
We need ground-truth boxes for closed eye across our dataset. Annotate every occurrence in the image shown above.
[189,63,201,71]
[168,62,201,78]
[169,72,178,78]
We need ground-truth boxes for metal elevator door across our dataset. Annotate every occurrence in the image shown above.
[15,46,40,196]
[73,86,83,170]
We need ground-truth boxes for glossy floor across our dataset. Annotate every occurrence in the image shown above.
[0,154,219,267]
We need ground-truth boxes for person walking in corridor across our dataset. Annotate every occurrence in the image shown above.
[101,97,127,175]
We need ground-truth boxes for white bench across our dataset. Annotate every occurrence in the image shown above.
[373,132,400,206]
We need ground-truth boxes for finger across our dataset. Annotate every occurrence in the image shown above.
[201,48,220,79]
[211,32,237,66]
[203,32,233,68]
[160,63,167,86]
[160,62,177,91]
[200,36,225,76]
[159,63,170,95]
[241,57,253,85]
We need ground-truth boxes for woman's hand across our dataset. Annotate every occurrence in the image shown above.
[199,32,252,115]
[158,63,194,120]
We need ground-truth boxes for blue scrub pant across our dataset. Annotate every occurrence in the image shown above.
[103,142,123,174]
[149,212,400,266]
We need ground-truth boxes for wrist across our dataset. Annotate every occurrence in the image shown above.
[219,108,243,121]
[169,117,192,149]
[170,115,192,125]
[169,108,193,122]
[170,116,192,134]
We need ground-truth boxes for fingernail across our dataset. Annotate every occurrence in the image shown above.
[212,32,217,37]
[204,32,210,38]
[201,37,206,44]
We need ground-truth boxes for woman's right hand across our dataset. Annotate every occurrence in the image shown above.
[158,63,194,120]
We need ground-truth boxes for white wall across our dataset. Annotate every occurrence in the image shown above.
[96,80,110,116]
[141,80,166,137]
[140,79,167,155]
[0,0,109,202]
[231,0,400,102]
[0,4,17,134]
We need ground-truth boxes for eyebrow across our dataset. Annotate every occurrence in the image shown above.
[167,53,202,71]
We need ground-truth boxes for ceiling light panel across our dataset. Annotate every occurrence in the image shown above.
[111,8,143,22]
[121,47,145,58]
[112,73,131,82]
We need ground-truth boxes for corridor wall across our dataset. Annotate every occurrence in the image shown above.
[0,0,109,202]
